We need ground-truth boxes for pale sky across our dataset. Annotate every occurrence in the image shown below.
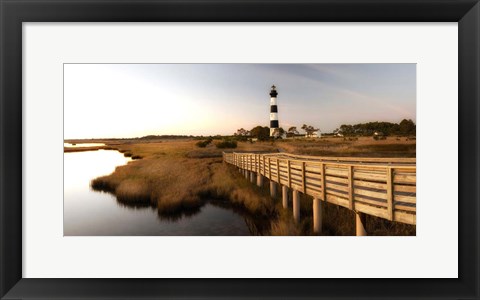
[64,64,416,139]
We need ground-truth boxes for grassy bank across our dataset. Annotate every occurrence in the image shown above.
[70,138,415,235]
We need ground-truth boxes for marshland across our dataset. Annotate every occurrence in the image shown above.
[64,136,416,236]
[63,63,416,236]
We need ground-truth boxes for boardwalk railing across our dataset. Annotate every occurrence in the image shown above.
[223,152,416,233]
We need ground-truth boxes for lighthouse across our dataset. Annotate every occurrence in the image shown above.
[269,85,279,137]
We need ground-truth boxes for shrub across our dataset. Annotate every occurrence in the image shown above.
[216,139,237,149]
[195,139,212,148]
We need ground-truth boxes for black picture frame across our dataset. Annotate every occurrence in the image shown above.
[1,0,479,299]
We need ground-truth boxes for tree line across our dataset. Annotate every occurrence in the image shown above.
[234,124,320,141]
[333,119,416,136]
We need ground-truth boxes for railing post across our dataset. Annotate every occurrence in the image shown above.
[276,158,280,183]
[348,165,354,210]
[268,157,272,180]
[287,160,291,188]
[301,161,306,194]
[263,156,266,177]
[313,197,322,234]
[321,163,326,201]
[387,167,394,221]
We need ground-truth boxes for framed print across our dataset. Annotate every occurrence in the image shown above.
[1,0,479,299]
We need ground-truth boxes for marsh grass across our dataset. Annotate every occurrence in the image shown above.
[275,137,416,158]
[85,138,415,235]
[89,140,269,217]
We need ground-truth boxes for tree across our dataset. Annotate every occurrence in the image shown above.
[287,126,299,138]
[271,127,285,139]
[250,126,270,141]
[399,119,416,136]
[234,128,250,137]
[301,124,319,137]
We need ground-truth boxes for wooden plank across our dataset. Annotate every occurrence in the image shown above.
[278,177,288,186]
[325,175,349,185]
[395,203,416,212]
[394,167,417,173]
[289,163,303,171]
[394,173,416,184]
[386,167,394,221]
[290,171,302,179]
[305,183,322,191]
[325,167,348,177]
[289,162,303,169]
[305,177,322,186]
[354,170,387,182]
[354,188,387,200]
[394,194,416,204]
[290,182,303,191]
[393,211,416,225]
[353,180,387,190]
[354,194,387,207]
[354,202,389,219]
[305,171,322,180]
[305,164,323,173]
[326,194,350,208]
[326,189,349,199]
[305,188,323,198]
[325,181,349,192]
[394,185,416,193]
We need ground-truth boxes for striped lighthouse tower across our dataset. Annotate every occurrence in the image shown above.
[269,85,279,137]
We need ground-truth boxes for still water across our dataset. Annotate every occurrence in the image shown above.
[64,142,105,148]
[64,150,264,236]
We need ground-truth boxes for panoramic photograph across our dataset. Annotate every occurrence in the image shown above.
[64,63,416,236]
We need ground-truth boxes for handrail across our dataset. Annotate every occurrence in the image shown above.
[223,152,416,225]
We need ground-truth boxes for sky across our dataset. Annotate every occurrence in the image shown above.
[64,64,416,139]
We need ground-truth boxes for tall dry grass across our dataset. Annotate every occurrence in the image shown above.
[275,137,416,158]
[87,138,415,235]
[90,140,275,217]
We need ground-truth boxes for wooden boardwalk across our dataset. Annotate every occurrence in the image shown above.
[223,152,416,234]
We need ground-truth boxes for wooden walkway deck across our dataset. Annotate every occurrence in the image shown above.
[223,152,416,230]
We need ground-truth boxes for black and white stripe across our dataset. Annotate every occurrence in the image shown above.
[269,85,279,137]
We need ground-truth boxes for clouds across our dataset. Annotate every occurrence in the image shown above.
[64,63,416,138]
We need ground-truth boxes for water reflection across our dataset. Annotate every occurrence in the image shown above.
[64,142,105,147]
[64,150,270,236]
